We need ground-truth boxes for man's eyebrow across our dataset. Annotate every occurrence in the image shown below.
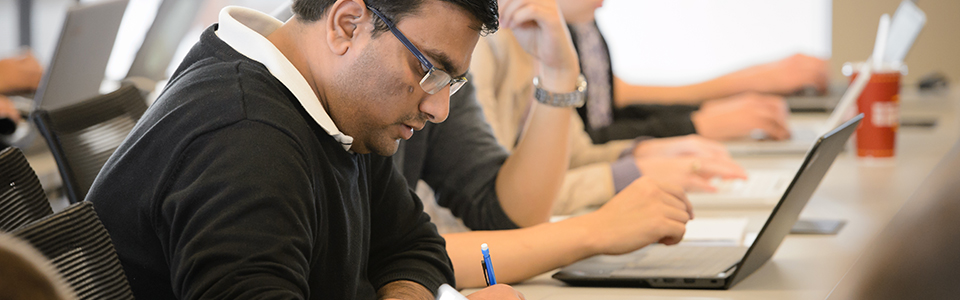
[422,48,468,78]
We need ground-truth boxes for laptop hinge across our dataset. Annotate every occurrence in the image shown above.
[718,262,740,277]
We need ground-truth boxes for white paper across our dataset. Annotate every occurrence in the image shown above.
[681,218,749,246]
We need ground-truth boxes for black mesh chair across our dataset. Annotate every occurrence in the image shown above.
[0,146,53,231]
[12,201,135,300]
[33,84,147,203]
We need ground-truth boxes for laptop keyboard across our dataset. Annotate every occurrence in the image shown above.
[610,245,748,278]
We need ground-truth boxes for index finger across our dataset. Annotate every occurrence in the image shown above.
[656,181,693,219]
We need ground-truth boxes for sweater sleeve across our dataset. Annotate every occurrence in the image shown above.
[158,120,315,300]
[580,104,699,143]
[568,112,634,169]
[366,155,456,293]
[419,80,519,231]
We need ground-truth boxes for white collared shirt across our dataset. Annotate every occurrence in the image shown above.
[216,6,354,152]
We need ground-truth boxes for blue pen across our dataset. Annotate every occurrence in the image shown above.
[480,243,497,286]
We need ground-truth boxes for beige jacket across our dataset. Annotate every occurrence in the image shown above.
[470,30,636,215]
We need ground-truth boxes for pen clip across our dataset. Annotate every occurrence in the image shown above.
[481,259,490,286]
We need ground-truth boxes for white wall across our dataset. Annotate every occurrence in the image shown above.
[596,0,832,86]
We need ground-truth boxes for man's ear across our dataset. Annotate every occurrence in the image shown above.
[326,0,371,56]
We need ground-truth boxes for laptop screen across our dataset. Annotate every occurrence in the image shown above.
[33,0,128,110]
[727,114,863,287]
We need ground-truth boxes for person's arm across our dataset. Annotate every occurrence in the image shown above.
[444,177,692,288]
[0,52,43,95]
[418,79,517,231]
[367,155,456,297]
[472,0,581,227]
[612,53,828,107]
[579,104,698,143]
[691,93,791,141]
[0,95,22,123]
[159,121,318,299]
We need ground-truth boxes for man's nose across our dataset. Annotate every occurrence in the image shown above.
[420,86,451,123]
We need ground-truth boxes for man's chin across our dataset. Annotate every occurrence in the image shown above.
[369,139,401,156]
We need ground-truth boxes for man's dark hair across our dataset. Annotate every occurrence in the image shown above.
[292,0,499,36]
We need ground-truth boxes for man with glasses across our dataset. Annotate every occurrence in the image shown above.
[85,0,522,299]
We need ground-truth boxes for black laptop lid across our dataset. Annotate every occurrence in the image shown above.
[726,114,863,288]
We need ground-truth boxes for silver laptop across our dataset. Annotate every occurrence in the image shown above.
[553,114,863,289]
[33,0,128,111]
[124,0,203,93]
[2,0,127,149]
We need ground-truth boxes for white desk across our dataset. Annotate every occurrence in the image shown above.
[466,88,960,300]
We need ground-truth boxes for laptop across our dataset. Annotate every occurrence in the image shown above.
[724,91,857,156]
[33,0,129,111]
[552,114,863,289]
[2,0,127,149]
[124,0,203,93]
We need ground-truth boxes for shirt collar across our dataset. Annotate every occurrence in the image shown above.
[216,6,354,152]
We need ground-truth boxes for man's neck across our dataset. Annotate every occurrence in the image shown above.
[267,19,330,111]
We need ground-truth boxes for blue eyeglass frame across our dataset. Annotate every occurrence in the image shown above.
[367,6,468,96]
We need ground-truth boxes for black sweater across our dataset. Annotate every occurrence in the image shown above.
[86,25,454,300]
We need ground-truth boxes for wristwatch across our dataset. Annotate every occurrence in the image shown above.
[533,74,587,108]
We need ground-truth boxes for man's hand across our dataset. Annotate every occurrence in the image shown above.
[378,280,435,300]
[692,93,791,141]
[744,53,828,95]
[580,178,691,255]
[0,52,43,95]
[633,134,731,159]
[498,0,580,90]
[635,156,747,193]
[466,284,525,300]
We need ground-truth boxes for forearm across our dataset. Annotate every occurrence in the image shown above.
[612,73,754,107]
[496,103,571,227]
[378,280,434,300]
[495,66,579,227]
[443,216,598,288]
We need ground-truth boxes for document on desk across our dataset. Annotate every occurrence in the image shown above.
[680,218,748,246]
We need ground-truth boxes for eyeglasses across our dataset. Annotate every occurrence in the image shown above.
[367,6,467,96]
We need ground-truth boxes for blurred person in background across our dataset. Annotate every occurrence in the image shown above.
[0,51,43,124]
[559,0,827,143]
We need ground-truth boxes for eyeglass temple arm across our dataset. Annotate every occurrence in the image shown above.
[366,7,435,71]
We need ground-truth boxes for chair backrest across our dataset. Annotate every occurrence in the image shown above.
[32,84,147,203]
[0,147,53,231]
[12,201,135,300]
